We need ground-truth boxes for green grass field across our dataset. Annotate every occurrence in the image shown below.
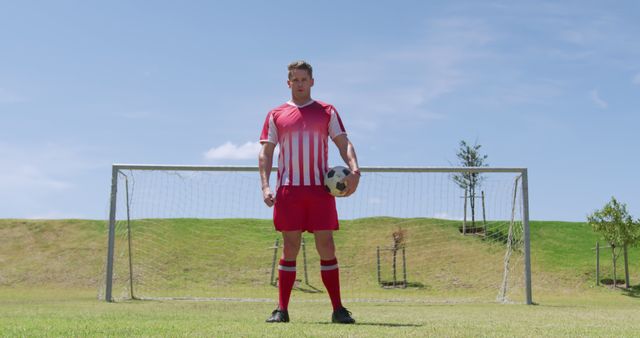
[1,218,640,337]
[2,288,640,337]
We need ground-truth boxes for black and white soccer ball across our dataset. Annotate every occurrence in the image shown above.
[324,166,351,197]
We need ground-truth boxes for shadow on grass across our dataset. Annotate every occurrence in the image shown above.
[314,322,423,327]
[354,322,423,327]
[595,280,640,298]
[293,284,323,294]
[599,278,627,286]
[379,281,427,289]
[621,284,640,298]
[271,280,324,294]
[524,303,586,309]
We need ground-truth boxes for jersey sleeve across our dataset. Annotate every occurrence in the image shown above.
[259,111,278,145]
[328,107,347,139]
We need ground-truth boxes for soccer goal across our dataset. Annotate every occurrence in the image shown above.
[101,165,532,305]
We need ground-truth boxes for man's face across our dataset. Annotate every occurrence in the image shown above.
[287,69,314,98]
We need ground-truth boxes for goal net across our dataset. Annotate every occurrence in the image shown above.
[100,165,531,304]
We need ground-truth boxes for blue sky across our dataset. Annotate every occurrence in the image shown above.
[1,0,639,221]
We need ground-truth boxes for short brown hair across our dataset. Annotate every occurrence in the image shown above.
[287,60,313,79]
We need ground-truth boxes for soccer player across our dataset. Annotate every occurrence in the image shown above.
[259,60,360,324]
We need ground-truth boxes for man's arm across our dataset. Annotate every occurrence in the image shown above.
[259,142,276,207]
[332,134,360,196]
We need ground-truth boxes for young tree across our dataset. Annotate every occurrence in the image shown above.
[452,140,488,230]
[588,197,640,288]
[391,227,406,286]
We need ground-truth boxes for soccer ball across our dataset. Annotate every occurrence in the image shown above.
[324,166,351,197]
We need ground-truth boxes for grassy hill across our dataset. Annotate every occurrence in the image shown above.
[0,218,638,301]
[0,219,105,288]
[2,218,640,337]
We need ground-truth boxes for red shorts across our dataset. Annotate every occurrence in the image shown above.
[273,185,339,232]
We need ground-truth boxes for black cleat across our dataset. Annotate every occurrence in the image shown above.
[266,309,289,323]
[331,307,355,324]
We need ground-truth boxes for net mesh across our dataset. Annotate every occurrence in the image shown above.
[100,168,526,304]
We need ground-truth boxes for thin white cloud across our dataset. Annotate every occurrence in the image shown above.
[0,164,71,190]
[0,87,25,103]
[433,212,463,221]
[367,197,383,205]
[633,73,640,85]
[0,142,106,218]
[0,143,102,192]
[119,111,153,119]
[590,89,608,109]
[559,30,589,45]
[316,16,494,127]
[544,7,640,68]
[349,118,379,133]
[204,141,261,161]
[481,81,564,107]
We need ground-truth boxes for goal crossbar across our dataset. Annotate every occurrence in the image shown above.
[111,163,526,174]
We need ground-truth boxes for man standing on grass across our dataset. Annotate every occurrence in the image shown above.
[258,60,361,324]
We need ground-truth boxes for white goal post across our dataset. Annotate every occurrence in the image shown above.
[103,164,532,304]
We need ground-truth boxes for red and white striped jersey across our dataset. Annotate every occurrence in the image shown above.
[260,99,346,188]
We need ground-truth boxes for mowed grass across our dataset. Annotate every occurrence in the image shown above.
[2,288,640,337]
[108,217,531,301]
[104,218,640,301]
[1,218,640,336]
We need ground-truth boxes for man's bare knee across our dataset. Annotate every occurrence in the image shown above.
[282,245,300,259]
[314,231,336,260]
[281,231,302,260]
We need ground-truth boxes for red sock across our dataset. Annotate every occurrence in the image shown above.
[320,258,343,311]
[278,259,296,310]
